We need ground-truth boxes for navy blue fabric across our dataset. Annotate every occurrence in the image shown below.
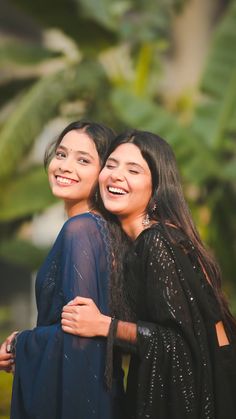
[11,213,124,419]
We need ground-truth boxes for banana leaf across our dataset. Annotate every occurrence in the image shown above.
[0,60,106,180]
[0,166,56,221]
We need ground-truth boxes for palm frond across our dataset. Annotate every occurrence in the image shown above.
[0,40,59,65]
[110,87,185,145]
[0,166,56,221]
[200,1,236,99]
[192,2,236,149]
[0,60,106,180]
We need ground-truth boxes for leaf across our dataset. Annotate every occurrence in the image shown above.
[0,238,48,270]
[0,166,56,221]
[0,60,106,180]
[77,0,128,31]
[192,2,236,149]
[11,0,116,52]
[200,1,236,99]
[0,40,60,65]
[110,87,185,145]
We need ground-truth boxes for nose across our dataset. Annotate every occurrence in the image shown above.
[110,167,125,182]
[59,156,73,173]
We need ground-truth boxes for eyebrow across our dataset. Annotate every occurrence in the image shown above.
[107,157,145,171]
[57,145,95,160]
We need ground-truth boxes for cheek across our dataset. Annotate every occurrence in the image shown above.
[98,169,107,187]
[48,157,57,171]
[89,165,100,180]
[47,161,55,180]
[133,179,152,205]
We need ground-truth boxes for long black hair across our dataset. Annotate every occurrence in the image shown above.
[103,129,236,330]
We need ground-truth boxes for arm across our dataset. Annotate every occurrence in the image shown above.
[62,228,195,350]
[62,296,137,343]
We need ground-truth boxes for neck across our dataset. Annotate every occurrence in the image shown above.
[65,200,92,218]
[119,213,147,241]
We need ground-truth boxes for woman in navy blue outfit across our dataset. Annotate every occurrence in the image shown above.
[6,121,125,419]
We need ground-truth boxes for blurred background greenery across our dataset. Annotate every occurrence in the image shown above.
[0,0,236,416]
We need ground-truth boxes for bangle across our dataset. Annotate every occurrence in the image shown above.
[104,317,118,390]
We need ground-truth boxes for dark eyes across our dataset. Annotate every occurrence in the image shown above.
[55,151,90,164]
[55,150,66,159]
[78,158,90,164]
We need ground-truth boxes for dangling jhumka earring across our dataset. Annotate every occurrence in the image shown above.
[142,213,150,228]
[142,202,157,228]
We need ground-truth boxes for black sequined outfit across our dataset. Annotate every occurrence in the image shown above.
[124,223,236,419]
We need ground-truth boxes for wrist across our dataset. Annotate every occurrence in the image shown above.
[98,315,112,337]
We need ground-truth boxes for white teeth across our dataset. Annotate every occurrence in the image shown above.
[56,176,74,185]
[108,186,127,195]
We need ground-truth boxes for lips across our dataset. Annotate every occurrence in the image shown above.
[55,175,78,185]
[107,185,128,195]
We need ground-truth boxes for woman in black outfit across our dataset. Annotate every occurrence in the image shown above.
[62,129,236,419]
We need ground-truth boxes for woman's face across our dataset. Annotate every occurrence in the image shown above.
[48,130,100,215]
[99,143,152,222]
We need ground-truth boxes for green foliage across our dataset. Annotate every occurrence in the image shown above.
[0,61,107,180]
[0,0,235,296]
[0,41,60,65]
[0,167,55,221]
[110,88,185,144]
[193,1,236,150]
[0,239,48,270]
[0,372,12,419]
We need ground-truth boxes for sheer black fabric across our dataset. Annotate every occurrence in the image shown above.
[11,213,124,419]
[124,223,236,419]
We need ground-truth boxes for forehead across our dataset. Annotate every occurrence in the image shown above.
[109,143,148,166]
[60,130,97,154]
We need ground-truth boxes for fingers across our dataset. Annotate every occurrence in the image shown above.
[62,305,80,314]
[0,352,13,361]
[0,352,14,370]
[61,316,79,335]
[7,331,19,341]
[61,309,79,326]
[1,331,19,352]
[61,324,76,334]
[67,296,92,306]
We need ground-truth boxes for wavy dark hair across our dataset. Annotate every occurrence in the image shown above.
[101,129,236,331]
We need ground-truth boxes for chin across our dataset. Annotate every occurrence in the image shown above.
[103,204,123,216]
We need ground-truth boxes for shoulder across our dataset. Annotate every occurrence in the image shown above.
[61,213,106,241]
[136,224,168,249]
[136,223,190,261]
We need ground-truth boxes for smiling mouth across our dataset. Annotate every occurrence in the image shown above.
[107,186,128,195]
[56,176,78,185]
